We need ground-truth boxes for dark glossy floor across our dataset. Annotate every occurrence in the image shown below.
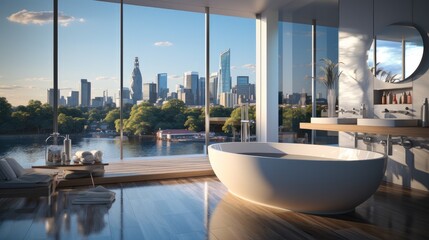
[0,177,428,240]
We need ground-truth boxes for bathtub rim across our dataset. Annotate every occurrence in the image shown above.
[208,142,386,162]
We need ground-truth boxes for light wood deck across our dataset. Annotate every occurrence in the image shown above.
[0,177,428,239]
[56,155,214,187]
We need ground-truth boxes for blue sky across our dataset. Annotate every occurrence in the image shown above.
[0,0,256,106]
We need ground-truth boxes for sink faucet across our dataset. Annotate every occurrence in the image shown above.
[336,108,357,115]
[380,135,413,155]
[382,107,410,115]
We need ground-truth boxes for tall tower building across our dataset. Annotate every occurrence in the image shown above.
[47,88,60,106]
[80,79,91,107]
[199,77,205,105]
[217,49,231,103]
[235,76,254,102]
[143,83,157,104]
[183,71,199,105]
[130,57,143,104]
[157,73,168,100]
[67,91,79,107]
[209,72,218,104]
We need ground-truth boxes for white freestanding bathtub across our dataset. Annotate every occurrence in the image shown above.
[208,142,386,214]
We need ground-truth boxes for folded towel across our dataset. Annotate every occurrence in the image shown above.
[91,150,103,163]
[80,155,94,164]
[72,186,115,205]
[75,151,93,159]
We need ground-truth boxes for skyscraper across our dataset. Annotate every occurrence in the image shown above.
[199,77,205,105]
[237,76,249,85]
[157,73,168,100]
[143,83,157,104]
[131,57,143,104]
[235,76,254,102]
[115,87,133,107]
[217,49,231,104]
[47,88,59,106]
[209,72,218,104]
[67,91,79,107]
[80,79,91,107]
[184,71,199,105]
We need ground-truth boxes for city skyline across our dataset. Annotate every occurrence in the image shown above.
[0,0,256,106]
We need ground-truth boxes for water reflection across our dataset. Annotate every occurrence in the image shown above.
[44,190,113,239]
[0,135,206,167]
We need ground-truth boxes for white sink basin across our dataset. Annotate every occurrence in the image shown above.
[311,117,357,124]
[357,118,418,127]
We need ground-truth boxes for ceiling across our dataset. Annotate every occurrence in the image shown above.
[101,0,339,27]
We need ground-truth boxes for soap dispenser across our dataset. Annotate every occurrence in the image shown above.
[422,98,429,127]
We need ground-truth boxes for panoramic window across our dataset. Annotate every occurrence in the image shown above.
[278,21,338,144]
[122,6,206,157]
[0,0,53,167]
[210,14,256,143]
[59,0,121,160]
[0,1,257,164]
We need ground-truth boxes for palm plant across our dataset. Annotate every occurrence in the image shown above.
[319,58,342,89]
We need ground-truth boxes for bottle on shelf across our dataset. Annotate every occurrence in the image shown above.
[393,94,398,104]
[387,92,392,104]
[422,98,429,128]
[381,91,386,104]
[402,92,407,104]
[407,92,412,104]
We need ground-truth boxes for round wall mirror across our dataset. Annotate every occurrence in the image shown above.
[368,24,424,83]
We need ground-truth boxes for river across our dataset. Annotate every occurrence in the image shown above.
[0,135,209,168]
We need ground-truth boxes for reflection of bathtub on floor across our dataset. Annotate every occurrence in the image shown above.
[208,142,386,215]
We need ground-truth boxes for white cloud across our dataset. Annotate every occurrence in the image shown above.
[231,66,238,70]
[0,85,36,90]
[168,75,181,80]
[24,77,50,82]
[95,76,117,81]
[7,9,84,27]
[154,41,173,47]
[242,64,256,70]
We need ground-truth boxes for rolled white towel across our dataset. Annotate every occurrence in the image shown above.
[75,151,92,159]
[80,154,94,164]
[91,150,103,163]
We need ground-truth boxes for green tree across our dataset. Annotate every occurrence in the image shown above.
[222,105,256,137]
[281,105,312,132]
[184,115,204,132]
[123,102,161,135]
[10,111,30,132]
[58,106,83,118]
[104,109,120,130]
[160,99,187,129]
[0,97,13,133]
[88,108,103,123]
[26,100,53,133]
[210,105,233,117]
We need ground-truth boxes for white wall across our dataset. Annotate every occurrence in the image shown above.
[339,0,429,191]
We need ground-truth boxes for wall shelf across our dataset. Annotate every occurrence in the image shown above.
[300,123,429,138]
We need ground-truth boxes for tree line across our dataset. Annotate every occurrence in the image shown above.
[0,97,258,136]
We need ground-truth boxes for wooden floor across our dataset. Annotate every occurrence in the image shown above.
[0,176,428,240]
[56,155,214,187]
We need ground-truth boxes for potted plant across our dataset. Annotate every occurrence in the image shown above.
[319,58,342,117]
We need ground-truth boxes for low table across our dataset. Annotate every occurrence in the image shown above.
[33,163,108,187]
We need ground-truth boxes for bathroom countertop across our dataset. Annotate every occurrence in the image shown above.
[300,123,429,138]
